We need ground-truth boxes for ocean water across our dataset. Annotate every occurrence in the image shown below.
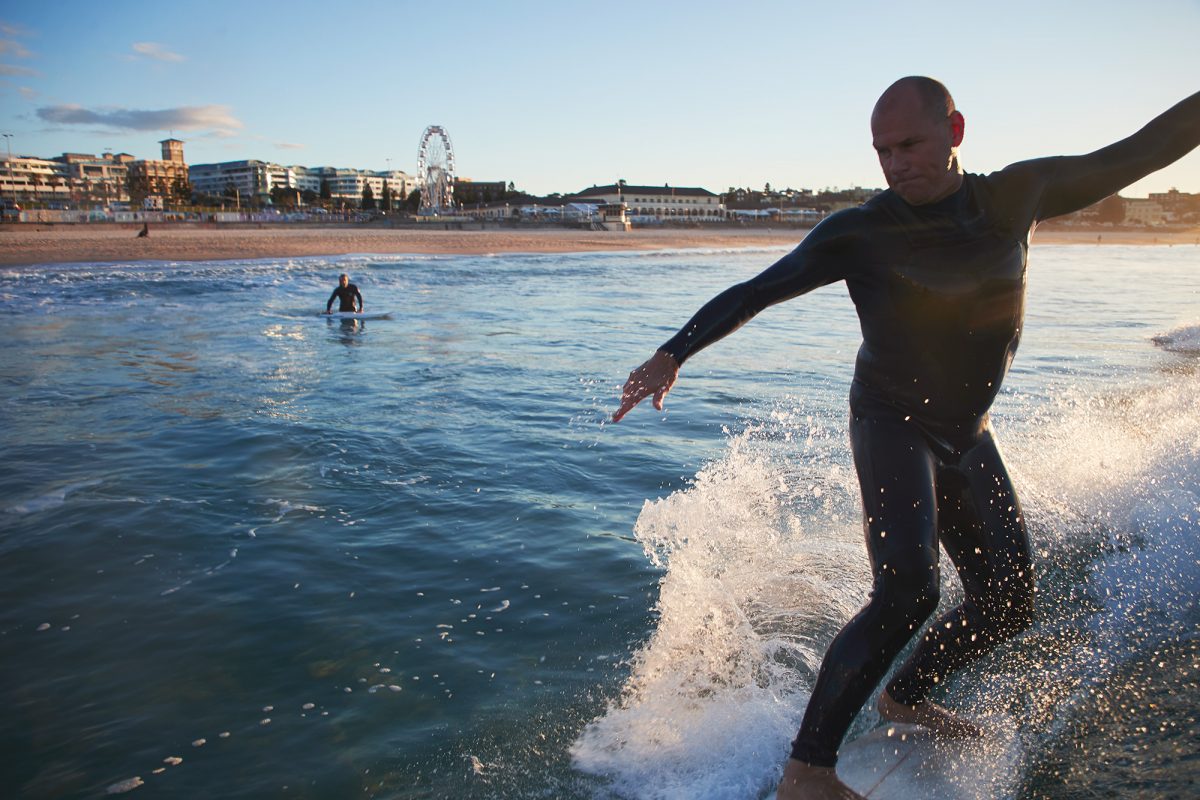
[1,243,1197,800]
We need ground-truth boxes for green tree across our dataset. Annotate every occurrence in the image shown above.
[380,179,392,211]
[127,174,150,205]
[319,179,332,201]
[223,182,241,208]
[404,188,421,212]
[361,183,376,210]
[271,186,300,208]
[172,177,191,204]
[1095,193,1125,225]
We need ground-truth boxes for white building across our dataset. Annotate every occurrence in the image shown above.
[300,166,416,204]
[189,160,278,202]
[571,183,724,222]
[190,161,415,205]
[0,155,72,203]
[1123,198,1166,226]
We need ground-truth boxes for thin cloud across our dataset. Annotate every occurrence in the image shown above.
[37,104,243,136]
[0,39,32,58]
[131,42,184,62]
[275,142,305,150]
[18,86,36,99]
[0,63,38,77]
[0,21,34,38]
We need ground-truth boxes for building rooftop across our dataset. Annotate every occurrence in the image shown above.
[573,183,718,198]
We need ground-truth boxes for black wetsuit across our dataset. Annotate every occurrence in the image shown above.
[327,283,363,313]
[657,92,1200,769]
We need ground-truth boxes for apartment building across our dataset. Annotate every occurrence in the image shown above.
[190,160,288,202]
[189,161,415,204]
[298,166,415,203]
[1,151,135,205]
[1123,198,1167,226]
[55,152,133,203]
[0,155,72,201]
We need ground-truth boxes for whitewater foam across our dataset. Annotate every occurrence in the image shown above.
[577,334,1199,798]
[1152,321,1200,354]
[573,413,868,799]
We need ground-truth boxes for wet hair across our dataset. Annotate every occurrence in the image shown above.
[885,76,956,122]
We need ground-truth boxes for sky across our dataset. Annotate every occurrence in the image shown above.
[2,0,1198,198]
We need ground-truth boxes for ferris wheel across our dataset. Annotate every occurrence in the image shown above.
[416,125,455,215]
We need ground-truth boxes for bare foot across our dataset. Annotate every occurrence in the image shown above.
[877,689,982,738]
[776,758,865,800]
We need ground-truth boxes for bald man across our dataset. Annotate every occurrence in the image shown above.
[612,77,1200,799]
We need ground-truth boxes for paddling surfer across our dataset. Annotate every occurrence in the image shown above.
[612,78,1200,800]
[325,273,364,314]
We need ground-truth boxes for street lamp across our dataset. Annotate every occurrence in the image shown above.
[385,157,392,212]
[2,133,15,204]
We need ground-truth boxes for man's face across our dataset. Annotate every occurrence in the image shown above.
[871,88,964,206]
[339,275,349,288]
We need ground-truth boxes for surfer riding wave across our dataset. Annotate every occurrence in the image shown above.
[613,77,1200,799]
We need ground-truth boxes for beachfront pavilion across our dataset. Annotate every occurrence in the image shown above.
[571,183,725,222]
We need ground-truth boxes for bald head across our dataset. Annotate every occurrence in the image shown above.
[870,76,965,206]
[873,76,956,125]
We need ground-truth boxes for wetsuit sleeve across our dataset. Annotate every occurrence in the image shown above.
[1019,90,1200,221]
[660,211,860,365]
[353,287,363,310]
[326,289,338,313]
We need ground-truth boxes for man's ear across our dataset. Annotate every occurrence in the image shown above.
[948,111,965,147]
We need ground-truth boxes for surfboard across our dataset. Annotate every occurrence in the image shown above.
[836,720,1019,799]
[323,310,393,320]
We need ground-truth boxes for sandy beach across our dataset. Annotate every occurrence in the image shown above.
[1,223,1197,267]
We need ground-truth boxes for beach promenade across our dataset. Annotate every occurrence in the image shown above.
[1,224,1197,267]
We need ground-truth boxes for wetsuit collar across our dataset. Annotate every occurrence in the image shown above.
[914,173,970,215]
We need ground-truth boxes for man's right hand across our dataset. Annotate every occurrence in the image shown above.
[612,350,680,422]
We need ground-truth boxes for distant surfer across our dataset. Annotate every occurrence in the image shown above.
[612,78,1200,799]
[325,273,363,314]
[136,223,149,238]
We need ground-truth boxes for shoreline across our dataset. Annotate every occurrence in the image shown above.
[2,224,1198,268]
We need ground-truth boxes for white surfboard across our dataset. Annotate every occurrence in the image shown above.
[323,310,393,320]
[837,720,1020,799]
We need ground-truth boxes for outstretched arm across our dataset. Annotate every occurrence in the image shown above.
[1034,90,1200,221]
[611,211,859,422]
[354,287,364,312]
[326,289,337,313]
